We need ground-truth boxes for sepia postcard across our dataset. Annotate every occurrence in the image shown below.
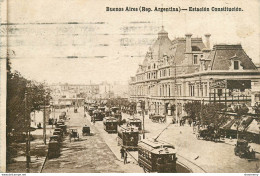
[0,0,260,175]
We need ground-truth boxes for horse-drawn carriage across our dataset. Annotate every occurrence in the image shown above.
[149,114,166,123]
[82,125,91,136]
[69,129,79,142]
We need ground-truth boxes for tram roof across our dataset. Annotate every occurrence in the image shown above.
[119,125,139,132]
[127,118,142,122]
[138,138,176,154]
[104,117,118,121]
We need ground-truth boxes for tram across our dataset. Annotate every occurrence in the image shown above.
[111,107,120,114]
[103,117,118,133]
[98,106,106,118]
[92,110,104,121]
[111,107,122,123]
[88,106,95,116]
[117,125,139,150]
[127,117,142,131]
[138,138,177,173]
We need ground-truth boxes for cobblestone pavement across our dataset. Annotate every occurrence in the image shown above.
[123,113,260,173]
[42,107,128,173]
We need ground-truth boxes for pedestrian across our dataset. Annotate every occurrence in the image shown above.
[120,147,124,159]
[124,149,128,164]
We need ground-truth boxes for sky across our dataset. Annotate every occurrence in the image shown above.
[3,0,260,84]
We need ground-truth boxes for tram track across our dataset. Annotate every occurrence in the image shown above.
[176,154,207,173]
[39,153,48,173]
[126,150,139,165]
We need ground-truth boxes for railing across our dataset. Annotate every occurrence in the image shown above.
[129,94,251,103]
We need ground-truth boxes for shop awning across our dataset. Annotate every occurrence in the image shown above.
[246,119,260,134]
[230,116,253,131]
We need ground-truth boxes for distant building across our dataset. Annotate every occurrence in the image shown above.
[99,81,114,99]
[48,83,99,106]
[129,27,260,121]
[99,81,129,99]
[49,82,129,105]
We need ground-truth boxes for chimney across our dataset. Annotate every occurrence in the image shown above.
[204,34,211,49]
[185,33,192,53]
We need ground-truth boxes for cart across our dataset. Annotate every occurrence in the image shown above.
[69,129,79,142]
[82,126,90,136]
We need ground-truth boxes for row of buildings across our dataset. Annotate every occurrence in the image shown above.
[129,27,260,121]
[48,81,129,106]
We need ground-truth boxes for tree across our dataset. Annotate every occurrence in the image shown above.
[7,59,51,134]
[252,103,260,115]
[183,101,202,121]
[200,103,227,130]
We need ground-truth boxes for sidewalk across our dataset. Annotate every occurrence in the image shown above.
[224,138,260,153]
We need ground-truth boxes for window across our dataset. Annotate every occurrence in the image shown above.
[217,89,222,96]
[201,85,204,97]
[197,85,199,97]
[234,60,239,70]
[189,85,195,96]
[193,55,198,65]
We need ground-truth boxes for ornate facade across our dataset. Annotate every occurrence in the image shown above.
[129,27,260,121]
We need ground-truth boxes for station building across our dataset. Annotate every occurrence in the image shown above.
[129,27,260,121]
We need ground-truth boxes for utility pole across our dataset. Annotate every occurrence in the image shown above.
[142,109,145,139]
[199,74,203,125]
[174,62,178,125]
[43,95,46,145]
[25,91,30,173]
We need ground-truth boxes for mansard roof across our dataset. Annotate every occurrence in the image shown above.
[207,44,257,70]
[170,37,206,65]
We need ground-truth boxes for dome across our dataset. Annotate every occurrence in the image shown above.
[151,26,172,61]
[158,26,168,38]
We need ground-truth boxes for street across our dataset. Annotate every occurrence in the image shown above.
[42,107,142,173]
[42,107,259,173]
